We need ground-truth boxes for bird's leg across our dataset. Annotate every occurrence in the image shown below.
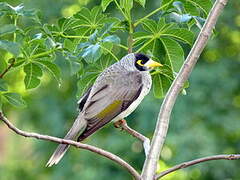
[114,119,151,157]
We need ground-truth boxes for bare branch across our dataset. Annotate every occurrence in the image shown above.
[155,154,240,179]
[0,112,141,180]
[114,119,151,156]
[141,0,229,179]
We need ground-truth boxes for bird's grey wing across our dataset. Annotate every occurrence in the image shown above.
[77,71,143,141]
[77,86,92,111]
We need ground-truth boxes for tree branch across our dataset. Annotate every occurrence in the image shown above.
[141,0,229,179]
[114,119,151,157]
[0,112,141,180]
[155,154,240,179]
[0,59,15,78]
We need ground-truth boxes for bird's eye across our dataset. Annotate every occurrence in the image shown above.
[137,60,144,66]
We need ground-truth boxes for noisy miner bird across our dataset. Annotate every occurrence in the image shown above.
[46,53,162,167]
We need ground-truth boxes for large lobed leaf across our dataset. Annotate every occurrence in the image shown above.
[160,37,184,73]
[35,60,61,84]
[24,63,42,89]
[0,40,20,57]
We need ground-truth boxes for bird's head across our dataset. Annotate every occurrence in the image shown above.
[134,53,163,71]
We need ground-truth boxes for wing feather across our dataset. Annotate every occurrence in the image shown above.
[77,71,143,141]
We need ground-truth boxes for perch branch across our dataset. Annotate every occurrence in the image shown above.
[155,154,240,179]
[0,112,141,180]
[114,119,151,157]
[141,0,229,179]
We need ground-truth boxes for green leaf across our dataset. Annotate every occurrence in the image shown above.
[98,23,115,38]
[187,0,212,16]
[64,39,75,52]
[0,59,7,73]
[0,96,2,110]
[80,44,102,63]
[77,72,99,99]
[24,63,42,89]
[0,79,8,91]
[0,24,16,37]
[0,2,14,15]
[3,93,26,107]
[101,0,114,11]
[170,12,192,23]
[0,40,20,57]
[153,74,171,98]
[102,35,120,44]
[72,6,107,35]
[45,37,57,49]
[120,0,133,18]
[135,0,146,7]
[173,1,184,13]
[162,28,194,45]
[184,1,199,16]
[160,37,184,72]
[142,19,159,33]
[89,30,99,42]
[67,59,82,76]
[34,60,61,84]
[161,0,174,10]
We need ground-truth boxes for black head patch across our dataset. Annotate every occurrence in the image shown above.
[134,53,150,71]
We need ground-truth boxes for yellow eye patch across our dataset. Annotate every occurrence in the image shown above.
[137,60,144,66]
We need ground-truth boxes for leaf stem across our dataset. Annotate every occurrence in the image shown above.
[31,49,56,59]
[134,0,174,27]
[136,37,155,53]
[13,15,18,42]
[116,44,128,50]
[60,33,88,39]
[100,45,119,61]
[114,0,129,21]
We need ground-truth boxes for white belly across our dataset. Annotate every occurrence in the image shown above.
[111,85,150,122]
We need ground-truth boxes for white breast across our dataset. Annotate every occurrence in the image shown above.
[112,73,152,122]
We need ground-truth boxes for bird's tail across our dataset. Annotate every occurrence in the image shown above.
[46,113,87,167]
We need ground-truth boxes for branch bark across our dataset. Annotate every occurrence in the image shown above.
[0,112,141,180]
[155,154,240,179]
[141,0,229,179]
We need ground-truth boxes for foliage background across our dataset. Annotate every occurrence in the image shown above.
[0,0,239,179]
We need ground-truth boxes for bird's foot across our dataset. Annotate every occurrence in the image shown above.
[114,119,126,129]
[114,119,151,157]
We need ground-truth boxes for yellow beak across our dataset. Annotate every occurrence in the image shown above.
[146,59,163,68]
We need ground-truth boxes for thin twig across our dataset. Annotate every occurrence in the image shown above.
[141,0,229,179]
[155,154,240,179]
[114,119,150,156]
[0,112,141,180]
[0,59,15,78]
